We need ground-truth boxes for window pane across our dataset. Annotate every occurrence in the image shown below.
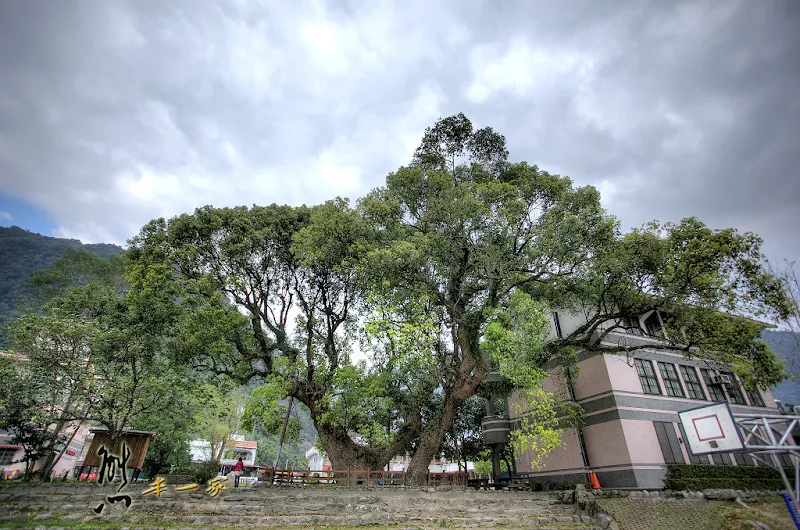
[711,453,732,465]
[553,312,562,338]
[635,359,661,395]
[723,372,746,405]
[622,316,642,335]
[679,365,707,400]
[658,362,685,398]
[0,448,14,465]
[644,313,663,337]
[747,390,765,407]
[701,369,727,401]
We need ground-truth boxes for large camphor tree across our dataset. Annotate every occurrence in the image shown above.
[129,114,795,485]
[355,113,794,484]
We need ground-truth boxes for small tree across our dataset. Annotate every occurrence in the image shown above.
[5,249,192,475]
[192,379,245,463]
[0,364,61,477]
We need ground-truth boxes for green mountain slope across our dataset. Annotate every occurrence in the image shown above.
[0,225,122,343]
[763,329,800,406]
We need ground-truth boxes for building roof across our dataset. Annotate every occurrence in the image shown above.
[235,441,257,449]
[82,429,156,469]
[89,428,156,437]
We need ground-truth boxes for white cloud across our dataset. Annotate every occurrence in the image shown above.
[467,38,594,103]
[0,211,12,222]
[0,0,797,269]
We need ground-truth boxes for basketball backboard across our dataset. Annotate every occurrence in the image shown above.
[678,402,745,455]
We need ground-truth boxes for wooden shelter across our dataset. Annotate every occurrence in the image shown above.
[81,428,155,473]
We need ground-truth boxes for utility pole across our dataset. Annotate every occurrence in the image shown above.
[273,397,294,469]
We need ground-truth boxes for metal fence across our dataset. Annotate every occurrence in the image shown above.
[260,467,468,487]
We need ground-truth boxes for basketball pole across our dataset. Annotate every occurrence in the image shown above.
[733,413,800,506]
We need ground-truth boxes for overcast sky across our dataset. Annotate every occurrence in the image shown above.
[0,0,798,266]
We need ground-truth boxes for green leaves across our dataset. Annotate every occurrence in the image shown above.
[483,291,551,388]
[111,113,797,480]
[241,382,299,441]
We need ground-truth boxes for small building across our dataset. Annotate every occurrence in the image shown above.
[222,438,257,467]
[305,447,331,471]
[189,435,256,466]
[78,428,156,480]
[1,422,93,480]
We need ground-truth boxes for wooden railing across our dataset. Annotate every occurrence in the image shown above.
[257,467,469,487]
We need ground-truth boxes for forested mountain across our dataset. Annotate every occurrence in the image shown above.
[0,226,122,343]
[763,330,800,405]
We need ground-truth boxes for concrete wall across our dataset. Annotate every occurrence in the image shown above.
[573,354,612,401]
[582,419,666,490]
[604,355,644,394]
[549,307,592,341]
[516,427,585,475]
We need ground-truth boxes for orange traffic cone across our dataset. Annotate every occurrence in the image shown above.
[589,471,601,489]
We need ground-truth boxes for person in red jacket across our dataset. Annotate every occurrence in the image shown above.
[234,457,244,488]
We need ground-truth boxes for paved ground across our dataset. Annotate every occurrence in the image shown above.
[595,497,796,530]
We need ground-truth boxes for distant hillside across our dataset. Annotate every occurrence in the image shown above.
[763,329,800,406]
[0,226,122,344]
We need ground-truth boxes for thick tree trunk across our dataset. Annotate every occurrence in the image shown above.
[296,381,422,472]
[314,424,391,469]
[405,323,486,486]
[312,419,418,471]
[405,380,485,485]
[405,410,455,486]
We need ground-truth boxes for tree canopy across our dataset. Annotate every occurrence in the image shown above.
[2,249,192,477]
[122,113,796,485]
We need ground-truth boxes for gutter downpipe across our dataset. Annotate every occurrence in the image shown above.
[565,365,592,484]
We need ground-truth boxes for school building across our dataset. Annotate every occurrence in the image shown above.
[509,309,780,490]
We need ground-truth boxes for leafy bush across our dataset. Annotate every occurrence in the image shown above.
[663,464,788,490]
[190,461,221,484]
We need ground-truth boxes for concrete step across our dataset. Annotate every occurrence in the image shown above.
[1,514,601,529]
[0,485,599,529]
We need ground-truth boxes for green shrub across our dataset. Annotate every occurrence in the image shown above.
[663,464,789,491]
[190,461,221,484]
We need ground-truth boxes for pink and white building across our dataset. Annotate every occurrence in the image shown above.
[1,422,93,479]
[511,309,779,489]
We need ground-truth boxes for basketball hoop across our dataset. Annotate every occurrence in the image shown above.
[679,403,800,528]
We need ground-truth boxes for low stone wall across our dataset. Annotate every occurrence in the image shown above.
[555,484,790,530]
[0,482,599,529]
[590,487,785,501]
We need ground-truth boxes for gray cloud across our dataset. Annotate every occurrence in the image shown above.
[0,0,797,268]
